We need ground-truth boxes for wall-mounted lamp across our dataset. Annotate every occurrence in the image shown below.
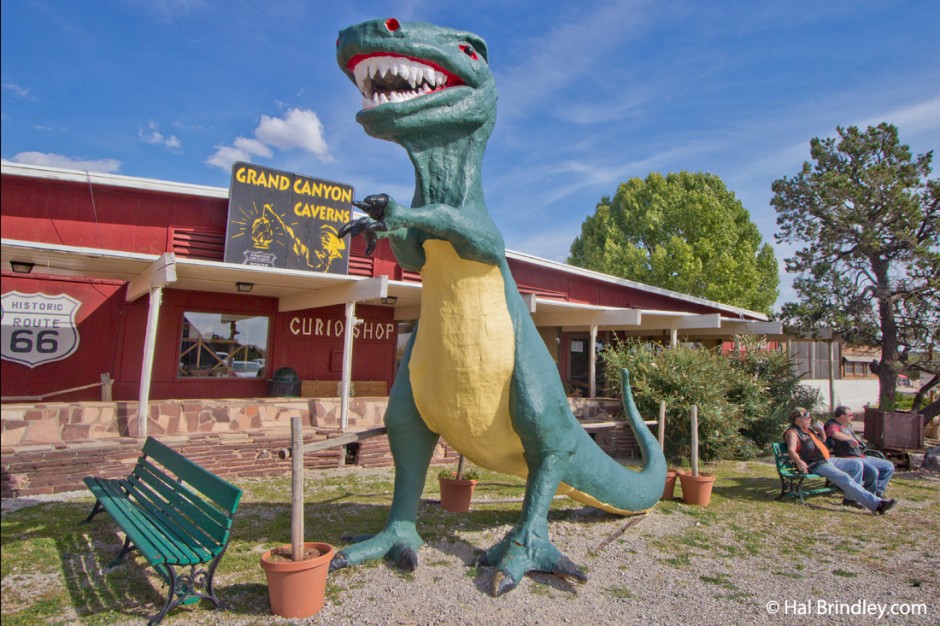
[10,261,35,274]
[381,296,398,305]
[235,282,254,293]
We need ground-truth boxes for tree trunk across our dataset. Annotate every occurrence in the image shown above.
[873,260,900,410]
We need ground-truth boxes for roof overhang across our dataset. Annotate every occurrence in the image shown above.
[1,238,395,310]
[2,238,783,338]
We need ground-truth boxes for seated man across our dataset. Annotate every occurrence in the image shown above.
[826,406,895,497]
[784,407,896,515]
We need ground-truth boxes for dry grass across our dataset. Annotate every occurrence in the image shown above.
[1,459,937,625]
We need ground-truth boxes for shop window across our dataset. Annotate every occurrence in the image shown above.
[178,312,269,379]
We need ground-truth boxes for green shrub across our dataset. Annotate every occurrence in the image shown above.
[438,466,480,481]
[602,336,810,463]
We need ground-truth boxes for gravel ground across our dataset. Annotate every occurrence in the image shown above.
[311,508,936,625]
[3,470,937,626]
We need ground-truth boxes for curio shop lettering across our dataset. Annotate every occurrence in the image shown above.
[290,316,396,341]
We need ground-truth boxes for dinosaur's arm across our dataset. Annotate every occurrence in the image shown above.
[383,227,426,271]
[383,197,504,266]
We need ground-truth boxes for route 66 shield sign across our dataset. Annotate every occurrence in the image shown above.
[1,292,82,368]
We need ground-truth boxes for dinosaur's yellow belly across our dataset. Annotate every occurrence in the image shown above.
[410,240,526,475]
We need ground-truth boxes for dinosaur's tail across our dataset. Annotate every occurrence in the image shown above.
[559,369,667,514]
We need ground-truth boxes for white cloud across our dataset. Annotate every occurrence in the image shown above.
[2,83,34,100]
[861,92,940,136]
[6,152,121,173]
[139,120,182,150]
[232,136,273,158]
[205,145,252,172]
[206,107,331,171]
[256,108,331,158]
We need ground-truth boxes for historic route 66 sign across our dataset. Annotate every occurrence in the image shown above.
[1,292,82,368]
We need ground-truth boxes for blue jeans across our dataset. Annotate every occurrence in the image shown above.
[813,458,882,512]
[861,456,894,496]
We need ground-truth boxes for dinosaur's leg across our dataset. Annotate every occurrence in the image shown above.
[480,448,586,595]
[330,342,438,572]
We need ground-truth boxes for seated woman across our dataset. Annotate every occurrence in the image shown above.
[784,407,896,515]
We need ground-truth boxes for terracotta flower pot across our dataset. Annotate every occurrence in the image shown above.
[439,476,478,513]
[260,541,333,618]
[662,469,679,500]
[678,472,715,507]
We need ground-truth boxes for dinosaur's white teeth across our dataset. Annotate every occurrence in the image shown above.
[353,55,454,110]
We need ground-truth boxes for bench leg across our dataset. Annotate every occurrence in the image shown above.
[795,477,808,505]
[148,565,179,626]
[108,536,136,568]
[147,554,228,625]
[81,500,104,525]
[776,475,791,500]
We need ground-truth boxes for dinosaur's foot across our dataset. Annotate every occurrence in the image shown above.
[329,522,424,573]
[478,527,587,596]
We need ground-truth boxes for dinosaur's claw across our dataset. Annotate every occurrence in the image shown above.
[395,545,419,571]
[338,216,386,255]
[329,553,348,573]
[552,556,587,583]
[352,193,389,220]
[491,570,518,597]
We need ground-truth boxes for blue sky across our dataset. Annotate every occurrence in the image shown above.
[3,0,939,310]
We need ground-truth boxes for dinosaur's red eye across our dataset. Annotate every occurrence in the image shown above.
[385,18,400,31]
[460,44,478,60]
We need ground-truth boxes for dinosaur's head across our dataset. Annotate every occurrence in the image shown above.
[337,19,496,144]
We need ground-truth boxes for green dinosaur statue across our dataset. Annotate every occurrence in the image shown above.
[333,18,666,595]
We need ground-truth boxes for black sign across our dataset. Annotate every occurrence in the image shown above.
[224,162,353,274]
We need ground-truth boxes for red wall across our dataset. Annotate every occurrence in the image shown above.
[1,273,128,401]
[1,175,226,254]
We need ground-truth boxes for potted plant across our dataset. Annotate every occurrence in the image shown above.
[260,417,333,618]
[438,455,480,513]
[662,468,679,500]
[677,405,715,506]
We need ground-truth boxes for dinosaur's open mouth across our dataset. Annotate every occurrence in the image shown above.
[349,54,464,110]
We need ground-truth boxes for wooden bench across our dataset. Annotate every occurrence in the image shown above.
[771,441,838,504]
[82,437,242,625]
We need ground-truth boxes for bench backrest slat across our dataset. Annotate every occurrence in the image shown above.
[772,442,795,472]
[127,468,226,552]
[141,437,242,514]
[136,458,232,532]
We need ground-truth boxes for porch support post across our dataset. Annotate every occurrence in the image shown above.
[340,301,357,432]
[137,285,163,438]
[131,253,176,439]
[588,324,598,398]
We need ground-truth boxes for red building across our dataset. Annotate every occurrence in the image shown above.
[2,162,778,406]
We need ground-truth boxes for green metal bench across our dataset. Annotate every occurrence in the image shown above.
[82,437,242,625]
[771,441,838,504]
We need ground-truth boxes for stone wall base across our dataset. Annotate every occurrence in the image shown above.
[1,397,642,499]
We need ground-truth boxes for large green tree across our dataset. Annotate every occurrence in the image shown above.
[772,123,940,411]
[569,172,779,314]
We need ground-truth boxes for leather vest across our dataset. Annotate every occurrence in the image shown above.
[787,426,827,467]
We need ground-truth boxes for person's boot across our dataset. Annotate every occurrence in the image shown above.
[876,498,897,515]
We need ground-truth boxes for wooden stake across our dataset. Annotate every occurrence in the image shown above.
[658,400,666,451]
[691,405,699,477]
[592,514,647,553]
[291,416,304,561]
